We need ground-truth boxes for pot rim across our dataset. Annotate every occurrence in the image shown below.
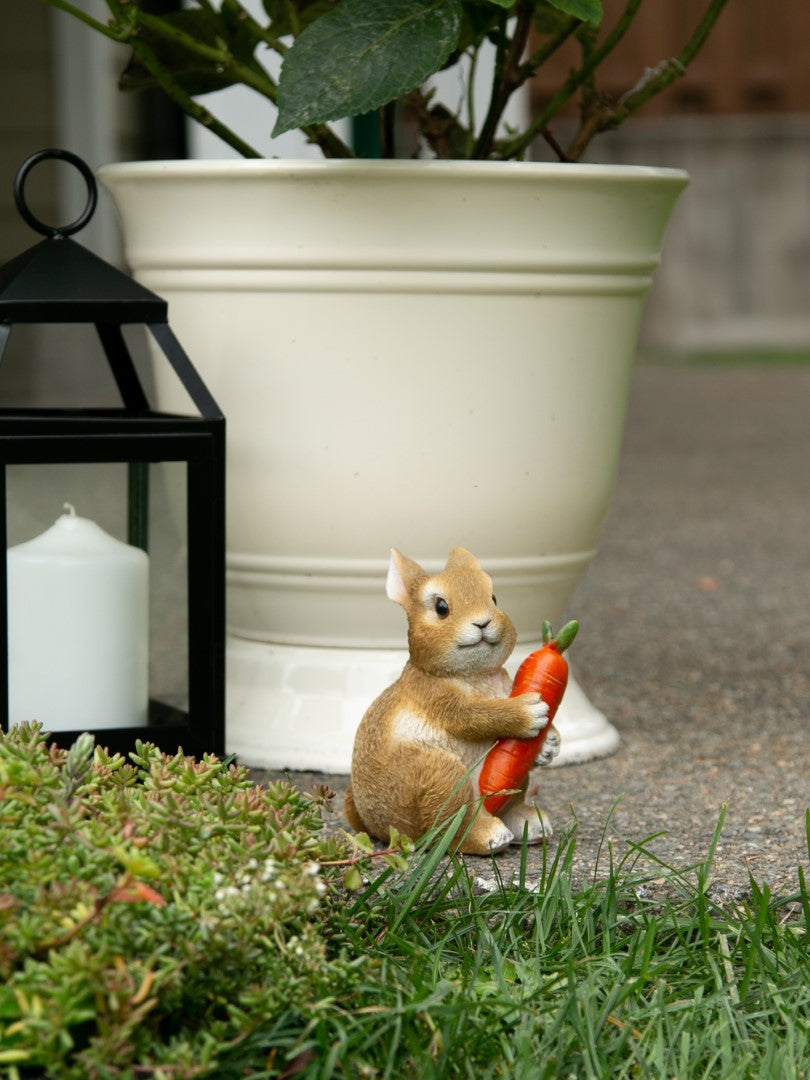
[97,158,689,185]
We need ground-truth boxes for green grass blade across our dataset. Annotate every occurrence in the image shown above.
[388,806,468,934]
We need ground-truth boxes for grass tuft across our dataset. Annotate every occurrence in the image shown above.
[294,803,810,1078]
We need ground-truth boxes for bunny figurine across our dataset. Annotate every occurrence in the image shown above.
[344,547,560,855]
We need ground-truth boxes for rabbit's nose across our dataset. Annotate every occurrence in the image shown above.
[474,618,491,630]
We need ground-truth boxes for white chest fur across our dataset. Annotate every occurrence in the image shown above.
[391,706,493,780]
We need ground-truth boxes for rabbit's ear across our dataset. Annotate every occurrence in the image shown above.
[386,548,426,607]
[446,547,482,573]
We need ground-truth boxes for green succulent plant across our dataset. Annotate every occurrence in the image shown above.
[0,724,372,1076]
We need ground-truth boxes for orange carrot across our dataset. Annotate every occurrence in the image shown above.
[479,619,578,815]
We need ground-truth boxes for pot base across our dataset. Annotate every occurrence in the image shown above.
[225,636,620,773]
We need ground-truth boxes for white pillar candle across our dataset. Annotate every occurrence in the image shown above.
[7,505,149,731]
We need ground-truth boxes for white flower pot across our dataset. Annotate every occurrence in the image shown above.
[98,160,687,771]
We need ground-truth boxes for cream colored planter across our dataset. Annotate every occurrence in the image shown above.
[98,160,688,771]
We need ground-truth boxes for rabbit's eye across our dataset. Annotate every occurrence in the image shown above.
[492,595,497,606]
[434,597,450,619]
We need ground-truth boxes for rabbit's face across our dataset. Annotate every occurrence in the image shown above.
[388,547,517,678]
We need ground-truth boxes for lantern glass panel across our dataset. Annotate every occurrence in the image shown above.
[5,460,189,731]
[7,462,129,543]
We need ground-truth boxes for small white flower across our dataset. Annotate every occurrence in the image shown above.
[214,885,240,903]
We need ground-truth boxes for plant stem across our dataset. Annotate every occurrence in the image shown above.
[303,124,354,160]
[82,0,254,156]
[125,37,265,157]
[576,23,599,128]
[620,0,728,112]
[135,8,278,102]
[499,0,645,161]
[516,16,579,83]
[43,0,126,41]
[511,15,580,160]
[229,0,289,57]
[82,0,352,158]
[403,88,468,159]
[466,44,479,141]
[131,6,353,157]
[470,9,508,159]
[319,846,401,869]
[564,0,729,160]
[471,0,535,160]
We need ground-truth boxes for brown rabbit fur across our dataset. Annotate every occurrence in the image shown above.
[344,547,560,856]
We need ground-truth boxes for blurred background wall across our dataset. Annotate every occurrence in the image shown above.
[530,0,810,352]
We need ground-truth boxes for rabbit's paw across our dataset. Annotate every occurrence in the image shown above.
[518,692,550,738]
[460,815,514,856]
[535,725,561,767]
[487,821,515,853]
[503,803,552,844]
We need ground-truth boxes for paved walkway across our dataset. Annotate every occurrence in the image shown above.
[253,364,810,900]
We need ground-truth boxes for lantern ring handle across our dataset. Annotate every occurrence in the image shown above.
[14,148,98,238]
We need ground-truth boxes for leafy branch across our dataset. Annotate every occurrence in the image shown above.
[39,0,730,161]
[496,0,645,159]
[499,0,729,161]
[33,874,166,958]
[322,828,416,891]
[561,0,729,161]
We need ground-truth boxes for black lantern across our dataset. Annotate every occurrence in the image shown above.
[0,149,225,757]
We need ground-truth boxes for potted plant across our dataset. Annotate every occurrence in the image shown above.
[40,0,726,771]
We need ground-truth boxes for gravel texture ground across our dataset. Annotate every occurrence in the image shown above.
[252,364,810,900]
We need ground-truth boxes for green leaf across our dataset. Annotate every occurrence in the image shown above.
[543,0,602,28]
[343,865,363,891]
[555,618,579,653]
[483,0,518,8]
[274,0,463,135]
[352,831,375,854]
[118,7,263,97]
[383,852,409,872]
[0,1051,31,1065]
[112,845,161,879]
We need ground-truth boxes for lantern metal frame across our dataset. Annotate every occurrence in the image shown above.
[0,149,225,757]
